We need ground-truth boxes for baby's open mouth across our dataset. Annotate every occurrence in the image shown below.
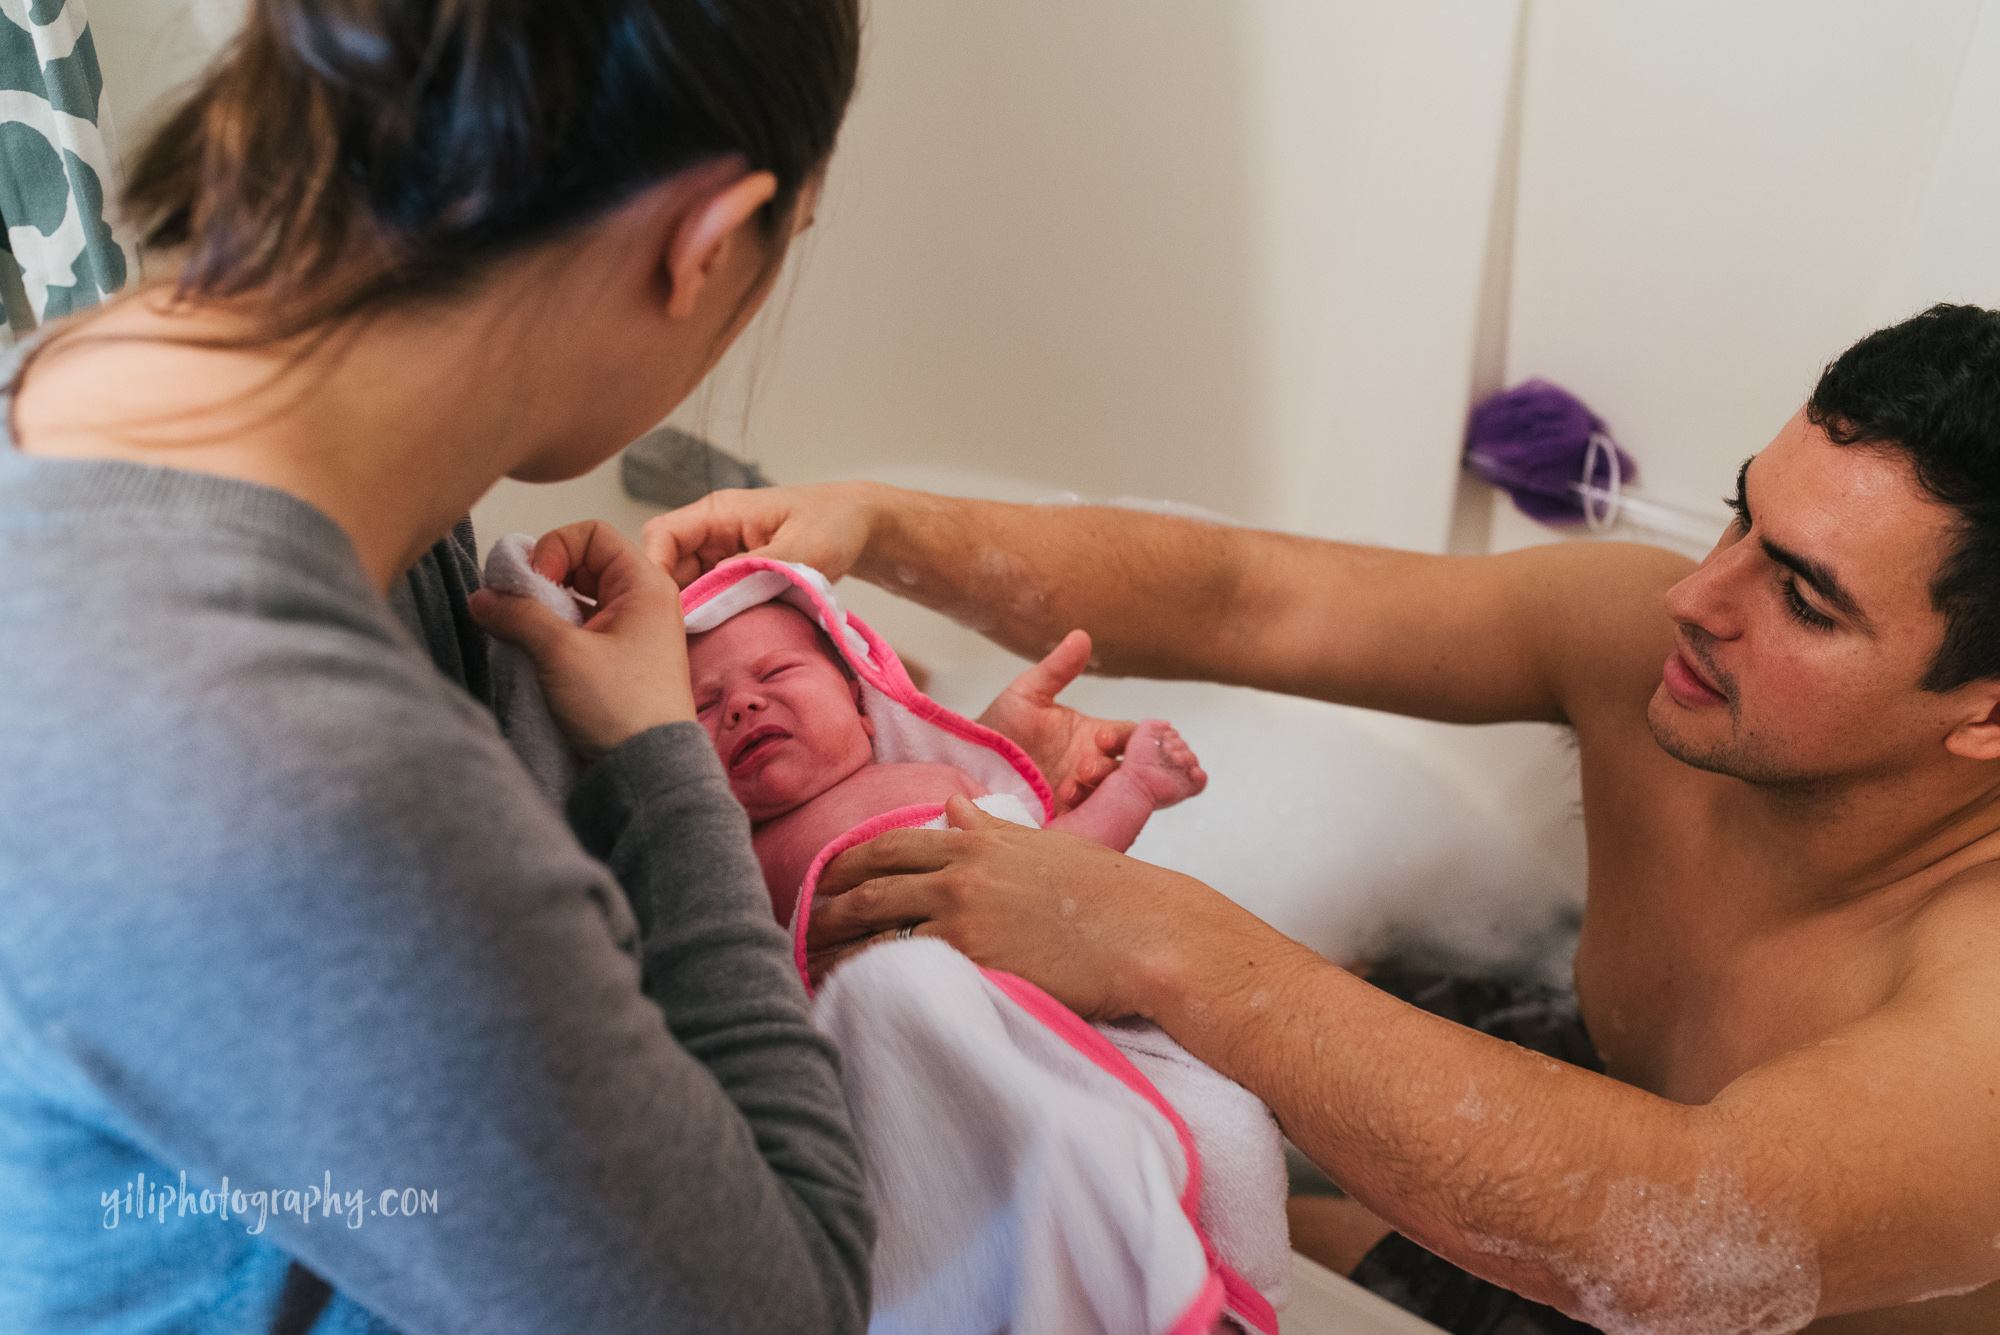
[729,726,790,772]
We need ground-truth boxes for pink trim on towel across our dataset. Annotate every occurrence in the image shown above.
[1168,1276,1227,1335]
[984,970,1279,1335]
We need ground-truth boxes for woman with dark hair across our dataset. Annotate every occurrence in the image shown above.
[0,2,870,1331]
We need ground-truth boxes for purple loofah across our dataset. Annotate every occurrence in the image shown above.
[1463,379,1636,526]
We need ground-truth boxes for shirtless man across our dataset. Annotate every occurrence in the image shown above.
[645,303,2000,1332]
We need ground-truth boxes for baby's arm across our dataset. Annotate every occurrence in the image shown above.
[1045,719,1205,852]
[978,630,1136,814]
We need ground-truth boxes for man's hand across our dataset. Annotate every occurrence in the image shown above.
[641,482,881,586]
[804,796,1274,1017]
[469,521,696,756]
[979,630,1136,813]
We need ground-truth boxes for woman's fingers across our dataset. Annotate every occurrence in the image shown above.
[469,586,575,658]
[473,523,695,754]
[641,489,789,584]
[975,637,1138,814]
[531,520,669,608]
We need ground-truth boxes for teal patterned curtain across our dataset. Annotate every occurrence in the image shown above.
[0,0,136,335]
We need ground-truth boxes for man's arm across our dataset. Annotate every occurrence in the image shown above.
[644,483,1694,726]
[811,803,2000,1328]
[1193,895,2000,1327]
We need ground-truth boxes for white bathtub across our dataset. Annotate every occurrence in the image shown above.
[474,466,1585,1334]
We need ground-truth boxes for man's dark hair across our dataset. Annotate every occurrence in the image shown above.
[1808,303,2000,692]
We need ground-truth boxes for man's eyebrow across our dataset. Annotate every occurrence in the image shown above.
[1738,459,1874,633]
[1762,539,1872,631]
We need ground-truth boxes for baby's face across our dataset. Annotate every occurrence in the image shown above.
[686,604,875,823]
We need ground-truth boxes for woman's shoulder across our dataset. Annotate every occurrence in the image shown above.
[0,493,574,901]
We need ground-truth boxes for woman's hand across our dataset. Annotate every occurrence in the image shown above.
[978,630,1135,813]
[469,521,696,756]
[641,481,882,586]
[806,797,1250,1019]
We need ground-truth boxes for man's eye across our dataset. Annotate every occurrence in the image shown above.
[1781,577,1836,631]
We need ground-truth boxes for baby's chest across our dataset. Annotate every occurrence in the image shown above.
[817,763,986,825]
[764,764,985,866]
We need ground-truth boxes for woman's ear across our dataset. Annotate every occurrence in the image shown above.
[660,164,779,322]
[1943,686,2000,762]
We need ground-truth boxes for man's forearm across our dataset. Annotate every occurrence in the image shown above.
[1139,914,1819,1330]
[845,485,1591,722]
[851,486,1261,681]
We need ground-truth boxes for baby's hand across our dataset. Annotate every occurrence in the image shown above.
[1119,719,1207,810]
[977,630,1135,814]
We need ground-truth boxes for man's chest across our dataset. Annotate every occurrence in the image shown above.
[1573,900,1887,1102]
[1570,785,1901,1103]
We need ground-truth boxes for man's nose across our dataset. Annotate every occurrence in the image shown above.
[1665,540,1751,640]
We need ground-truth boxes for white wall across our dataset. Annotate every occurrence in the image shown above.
[489,0,1523,555]
[86,0,246,143]
[1242,0,1519,549]
[1479,0,1999,556]
[73,0,2000,569]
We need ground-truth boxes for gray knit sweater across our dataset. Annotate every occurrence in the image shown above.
[0,444,870,1333]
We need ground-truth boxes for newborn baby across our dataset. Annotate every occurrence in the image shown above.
[687,602,1207,916]
[683,579,1289,1326]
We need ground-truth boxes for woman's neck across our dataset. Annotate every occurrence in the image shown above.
[12,293,541,589]
[10,182,773,589]
[8,269,672,590]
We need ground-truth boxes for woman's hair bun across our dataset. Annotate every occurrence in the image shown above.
[125,0,859,341]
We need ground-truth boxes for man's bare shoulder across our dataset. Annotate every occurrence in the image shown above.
[1510,540,1695,728]
[1903,855,2000,983]
[1774,860,2000,1328]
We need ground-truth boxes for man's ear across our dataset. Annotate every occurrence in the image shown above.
[1943,685,2000,761]
[659,164,779,322]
